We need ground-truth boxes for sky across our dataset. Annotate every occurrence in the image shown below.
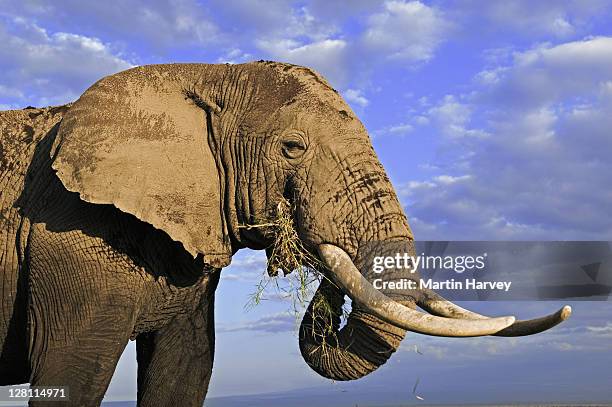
[1,0,611,405]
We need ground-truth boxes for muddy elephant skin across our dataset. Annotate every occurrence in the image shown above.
[0,62,570,406]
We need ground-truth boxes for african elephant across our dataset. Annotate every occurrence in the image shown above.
[0,62,571,406]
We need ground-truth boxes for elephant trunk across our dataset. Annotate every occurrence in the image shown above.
[295,144,417,380]
[298,239,412,381]
[298,277,406,381]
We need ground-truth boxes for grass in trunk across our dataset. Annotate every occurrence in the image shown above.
[239,199,348,351]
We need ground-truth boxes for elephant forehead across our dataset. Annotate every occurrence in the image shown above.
[269,91,362,131]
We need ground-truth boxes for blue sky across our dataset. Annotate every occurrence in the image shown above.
[1,0,611,404]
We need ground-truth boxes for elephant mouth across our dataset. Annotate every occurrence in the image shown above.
[317,243,572,337]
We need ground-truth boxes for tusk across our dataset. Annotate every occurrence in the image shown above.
[419,290,572,336]
[318,244,516,337]
[493,305,571,337]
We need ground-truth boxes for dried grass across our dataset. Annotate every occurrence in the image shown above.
[238,198,348,348]
[239,198,323,311]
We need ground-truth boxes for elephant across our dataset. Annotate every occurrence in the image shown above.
[0,62,571,406]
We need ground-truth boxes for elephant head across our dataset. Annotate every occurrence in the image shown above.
[51,62,571,381]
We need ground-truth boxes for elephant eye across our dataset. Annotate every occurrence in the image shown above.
[281,134,307,160]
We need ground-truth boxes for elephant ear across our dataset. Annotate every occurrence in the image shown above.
[51,64,232,268]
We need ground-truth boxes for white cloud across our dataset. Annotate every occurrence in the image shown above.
[455,0,611,38]
[476,68,506,85]
[550,341,588,351]
[216,48,252,64]
[210,0,346,80]
[211,0,338,44]
[221,251,267,282]
[478,2,575,37]
[373,122,414,138]
[481,37,612,109]
[257,38,347,85]
[586,322,612,337]
[0,17,133,106]
[2,0,218,51]
[217,312,298,333]
[400,334,522,361]
[434,175,472,185]
[387,123,413,135]
[413,115,430,125]
[343,88,369,108]
[362,1,450,62]
[427,95,489,138]
[0,84,24,99]
[209,1,451,89]
[401,37,612,240]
